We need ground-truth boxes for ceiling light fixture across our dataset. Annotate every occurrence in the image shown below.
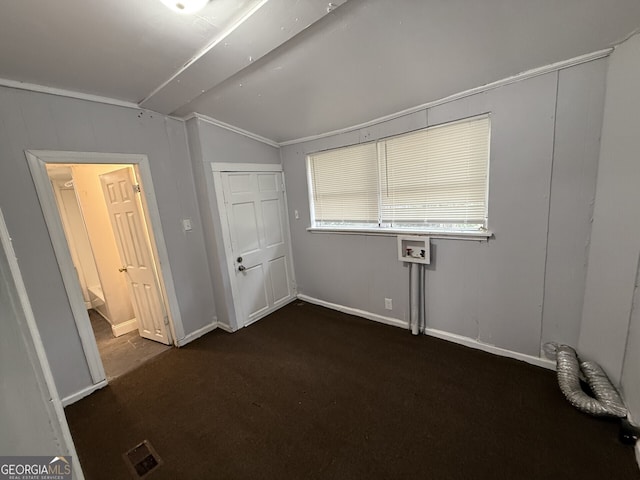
[159,0,210,15]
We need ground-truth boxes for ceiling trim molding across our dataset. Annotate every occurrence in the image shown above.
[0,78,139,109]
[184,112,280,148]
[278,47,614,147]
[0,47,614,150]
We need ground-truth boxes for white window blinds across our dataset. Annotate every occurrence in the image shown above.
[307,114,490,232]
[380,115,490,229]
[308,142,379,226]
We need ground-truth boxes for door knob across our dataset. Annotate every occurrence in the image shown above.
[118,266,128,273]
[238,265,246,272]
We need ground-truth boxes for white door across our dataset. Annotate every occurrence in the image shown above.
[221,171,295,326]
[99,168,171,345]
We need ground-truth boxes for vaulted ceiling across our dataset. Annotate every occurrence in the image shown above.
[2,0,640,143]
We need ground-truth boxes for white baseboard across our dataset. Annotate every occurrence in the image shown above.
[177,319,217,346]
[61,380,108,407]
[422,327,555,370]
[297,294,409,329]
[296,294,555,371]
[217,323,234,333]
[111,318,138,337]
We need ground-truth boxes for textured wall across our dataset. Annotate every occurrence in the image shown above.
[0,87,215,399]
[186,118,281,329]
[579,34,640,412]
[282,59,606,360]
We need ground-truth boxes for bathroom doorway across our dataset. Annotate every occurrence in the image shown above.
[47,164,170,380]
[46,163,171,380]
[27,150,184,396]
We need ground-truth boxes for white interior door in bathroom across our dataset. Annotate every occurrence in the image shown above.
[99,167,170,345]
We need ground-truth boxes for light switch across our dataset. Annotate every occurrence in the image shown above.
[182,218,193,232]
[294,210,299,219]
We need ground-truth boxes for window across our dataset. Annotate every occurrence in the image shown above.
[307,114,490,234]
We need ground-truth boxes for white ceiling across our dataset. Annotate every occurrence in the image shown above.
[0,0,260,101]
[2,0,640,143]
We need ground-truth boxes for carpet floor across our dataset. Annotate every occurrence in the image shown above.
[65,302,639,479]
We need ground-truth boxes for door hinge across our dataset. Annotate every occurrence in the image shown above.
[133,184,141,194]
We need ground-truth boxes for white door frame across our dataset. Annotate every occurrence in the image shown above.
[211,162,297,329]
[26,150,184,385]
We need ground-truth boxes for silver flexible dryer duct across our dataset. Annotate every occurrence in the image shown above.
[580,360,627,417]
[553,344,627,418]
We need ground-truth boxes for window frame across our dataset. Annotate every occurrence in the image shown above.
[306,114,492,240]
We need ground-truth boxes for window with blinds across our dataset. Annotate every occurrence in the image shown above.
[308,142,379,227]
[307,114,490,232]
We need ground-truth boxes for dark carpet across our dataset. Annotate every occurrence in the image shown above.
[65,302,639,479]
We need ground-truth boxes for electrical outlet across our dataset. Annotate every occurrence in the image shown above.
[385,298,393,310]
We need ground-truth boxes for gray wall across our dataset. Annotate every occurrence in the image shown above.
[196,120,280,165]
[1,226,64,457]
[0,86,215,399]
[578,34,640,417]
[282,59,607,359]
[186,118,280,330]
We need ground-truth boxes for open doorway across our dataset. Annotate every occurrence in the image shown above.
[45,163,171,380]
[26,150,185,398]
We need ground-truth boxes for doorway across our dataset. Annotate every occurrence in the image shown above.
[46,163,171,380]
[27,151,184,395]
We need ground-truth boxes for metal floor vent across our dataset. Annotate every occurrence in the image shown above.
[124,440,163,478]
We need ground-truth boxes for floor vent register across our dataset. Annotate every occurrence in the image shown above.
[124,440,163,478]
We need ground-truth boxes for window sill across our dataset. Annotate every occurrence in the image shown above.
[306,226,492,241]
